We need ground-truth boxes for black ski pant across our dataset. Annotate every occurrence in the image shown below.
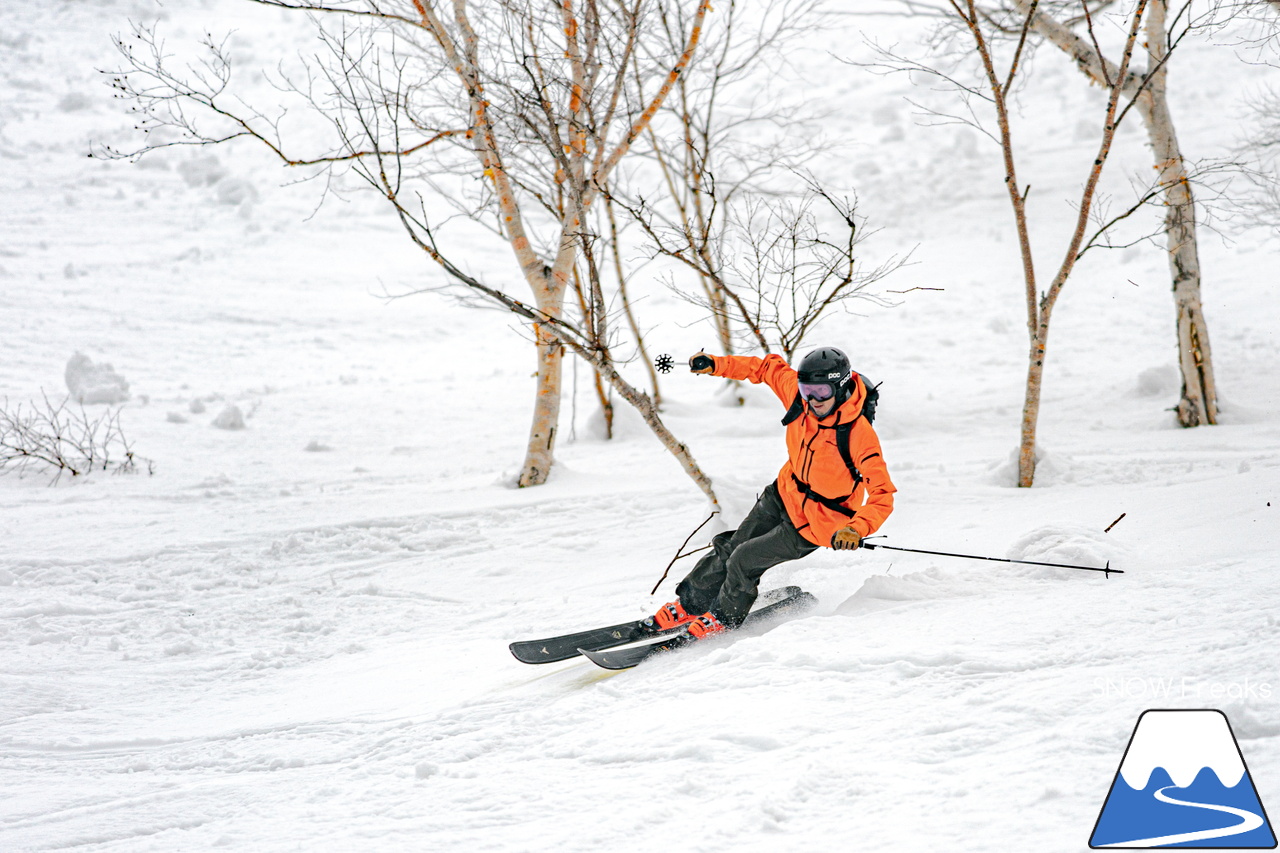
[675,481,818,627]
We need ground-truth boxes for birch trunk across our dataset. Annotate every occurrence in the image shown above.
[1019,330,1049,486]
[520,323,565,487]
[1141,0,1218,427]
[517,233,574,486]
[1004,0,1149,486]
[956,0,1040,487]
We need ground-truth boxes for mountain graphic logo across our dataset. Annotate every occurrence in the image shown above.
[1090,709,1276,848]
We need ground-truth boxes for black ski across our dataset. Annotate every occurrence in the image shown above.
[509,585,804,665]
[578,589,818,671]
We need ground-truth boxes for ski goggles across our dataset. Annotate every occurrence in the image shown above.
[799,382,836,402]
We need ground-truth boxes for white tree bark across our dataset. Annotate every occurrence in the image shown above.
[1143,0,1218,426]
[521,322,565,487]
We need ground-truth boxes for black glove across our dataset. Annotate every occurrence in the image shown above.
[690,354,715,374]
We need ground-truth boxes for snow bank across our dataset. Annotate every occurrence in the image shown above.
[212,404,246,430]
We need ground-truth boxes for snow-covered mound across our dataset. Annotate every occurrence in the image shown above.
[64,352,129,405]
[211,403,246,430]
[1006,523,1126,577]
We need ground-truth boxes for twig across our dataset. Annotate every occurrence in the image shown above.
[650,511,718,595]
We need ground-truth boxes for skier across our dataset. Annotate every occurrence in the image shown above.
[647,347,896,642]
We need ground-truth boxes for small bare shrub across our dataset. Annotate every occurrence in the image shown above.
[0,394,153,483]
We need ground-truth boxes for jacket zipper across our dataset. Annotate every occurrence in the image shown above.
[797,414,833,511]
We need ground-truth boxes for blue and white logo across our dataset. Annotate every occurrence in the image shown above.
[1090,709,1276,848]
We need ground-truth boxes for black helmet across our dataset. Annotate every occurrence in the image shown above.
[797,347,854,416]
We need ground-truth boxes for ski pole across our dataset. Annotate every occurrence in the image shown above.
[859,541,1121,577]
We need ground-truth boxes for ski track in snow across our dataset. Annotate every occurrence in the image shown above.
[2,1,1279,851]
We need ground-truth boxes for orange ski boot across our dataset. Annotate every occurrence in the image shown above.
[684,612,728,641]
[642,600,697,633]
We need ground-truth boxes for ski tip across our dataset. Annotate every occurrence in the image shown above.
[509,643,539,664]
[577,647,628,671]
[578,643,666,671]
[509,642,566,664]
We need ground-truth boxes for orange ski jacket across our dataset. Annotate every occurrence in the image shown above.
[709,354,896,547]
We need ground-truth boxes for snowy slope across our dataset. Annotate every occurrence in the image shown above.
[2,1,1278,851]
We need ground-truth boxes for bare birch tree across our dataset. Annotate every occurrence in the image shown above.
[562,0,836,414]
[102,0,721,502]
[999,0,1219,427]
[874,0,1158,485]
[589,3,908,373]
[635,0,830,359]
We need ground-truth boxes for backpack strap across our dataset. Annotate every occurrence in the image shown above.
[781,392,805,426]
[789,418,863,518]
[790,473,856,518]
[834,421,863,488]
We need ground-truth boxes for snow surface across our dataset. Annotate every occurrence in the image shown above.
[1,1,1278,851]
